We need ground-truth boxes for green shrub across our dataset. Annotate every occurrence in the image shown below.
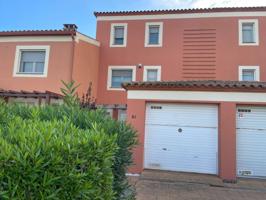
[0,116,117,199]
[0,102,138,199]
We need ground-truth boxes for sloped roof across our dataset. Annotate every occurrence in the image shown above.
[0,89,63,99]
[94,6,266,17]
[123,80,266,92]
[0,29,75,37]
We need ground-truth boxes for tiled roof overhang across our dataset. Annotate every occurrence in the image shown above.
[0,30,76,37]
[122,80,266,93]
[0,89,63,99]
[94,6,266,17]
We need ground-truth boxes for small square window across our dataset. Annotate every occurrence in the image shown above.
[143,66,161,81]
[242,69,255,81]
[147,69,158,81]
[239,19,259,46]
[145,22,163,47]
[239,66,259,81]
[110,23,127,47]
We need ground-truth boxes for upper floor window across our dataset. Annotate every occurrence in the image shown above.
[107,66,136,90]
[13,46,50,77]
[239,66,260,81]
[145,22,163,47]
[143,66,161,81]
[239,19,259,46]
[110,23,127,47]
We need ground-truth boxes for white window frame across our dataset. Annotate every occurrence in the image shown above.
[13,45,50,78]
[118,109,127,122]
[110,23,128,47]
[143,66,161,81]
[239,66,260,81]
[239,19,259,46]
[145,22,163,47]
[107,66,136,91]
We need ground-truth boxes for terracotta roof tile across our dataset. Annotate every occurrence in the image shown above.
[94,6,266,17]
[0,29,75,37]
[0,24,78,37]
[122,80,266,92]
[0,89,63,98]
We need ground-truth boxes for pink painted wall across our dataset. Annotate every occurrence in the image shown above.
[0,39,100,96]
[0,41,73,94]
[72,40,100,98]
[219,102,236,181]
[96,16,266,105]
[127,99,146,173]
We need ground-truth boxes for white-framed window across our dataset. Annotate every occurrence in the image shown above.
[239,66,260,81]
[110,23,127,47]
[118,109,127,122]
[107,66,136,90]
[13,46,50,77]
[239,19,259,46]
[143,66,161,81]
[145,22,163,47]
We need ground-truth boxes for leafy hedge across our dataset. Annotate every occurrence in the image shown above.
[0,102,137,199]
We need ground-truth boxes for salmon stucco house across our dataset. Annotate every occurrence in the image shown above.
[0,24,99,104]
[2,7,266,182]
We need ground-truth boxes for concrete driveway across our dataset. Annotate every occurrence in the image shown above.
[129,170,266,200]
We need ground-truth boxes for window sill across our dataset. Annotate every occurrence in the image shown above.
[239,42,259,46]
[13,73,47,78]
[107,87,126,91]
[110,44,127,48]
[145,44,163,47]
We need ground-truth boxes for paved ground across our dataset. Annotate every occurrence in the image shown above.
[128,170,266,200]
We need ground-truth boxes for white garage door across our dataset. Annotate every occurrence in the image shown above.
[237,106,266,178]
[144,103,218,175]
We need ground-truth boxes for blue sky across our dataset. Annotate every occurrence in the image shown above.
[1,0,266,38]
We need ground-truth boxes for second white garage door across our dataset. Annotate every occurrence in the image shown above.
[144,103,218,175]
[237,106,266,178]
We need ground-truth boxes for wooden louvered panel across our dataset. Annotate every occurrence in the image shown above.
[182,28,216,80]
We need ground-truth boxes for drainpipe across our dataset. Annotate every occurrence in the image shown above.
[63,24,78,82]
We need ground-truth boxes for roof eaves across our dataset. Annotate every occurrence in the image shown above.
[0,30,76,37]
[94,6,266,17]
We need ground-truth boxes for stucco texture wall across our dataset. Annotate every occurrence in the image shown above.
[72,40,100,98]
[0,41,73,94]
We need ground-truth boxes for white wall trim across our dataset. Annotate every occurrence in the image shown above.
[145,22,163,47]
[127,90,266,103]
[0,36,72,42]
[13,45,50,78]
[143,66,161,81]
[107,66,136,91]
[239,66,260,81]
[239,19,259,46]
[75,32,100,47]
[97,11,266,21]
[110,23,128,47]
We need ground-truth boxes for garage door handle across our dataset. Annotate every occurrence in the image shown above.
[178,128,183,133]
[162,148,167,151]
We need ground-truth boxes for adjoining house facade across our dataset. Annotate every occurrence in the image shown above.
[94,7,266,182]
[0,24,100,104]
[1,7,266,181]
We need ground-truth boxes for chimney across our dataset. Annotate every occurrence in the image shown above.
[63,24,78,31]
